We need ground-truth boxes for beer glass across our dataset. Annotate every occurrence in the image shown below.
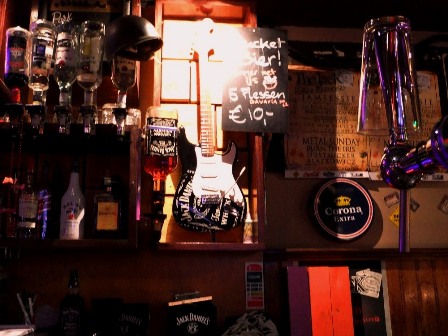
[358,16,422,142]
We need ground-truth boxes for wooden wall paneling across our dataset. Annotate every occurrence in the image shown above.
[434,258,448,332]
[384,259,405,336]
[263,258,290,335]
[416,259,440,333]
[385,258,448,336]
[398,259,422,336]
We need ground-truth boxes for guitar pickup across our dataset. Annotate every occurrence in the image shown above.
[201,195,220,205]
[202,185,219,192]
[201,173,218,178]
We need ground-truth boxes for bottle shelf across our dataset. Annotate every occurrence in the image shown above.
[0,239,264,251]
[0,124,141,248]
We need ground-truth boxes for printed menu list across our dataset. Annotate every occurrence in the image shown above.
[285,67,442,176]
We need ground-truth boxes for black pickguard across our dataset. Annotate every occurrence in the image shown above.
[172,127,247,231]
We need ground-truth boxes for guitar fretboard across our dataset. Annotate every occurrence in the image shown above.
[197,19,216,158]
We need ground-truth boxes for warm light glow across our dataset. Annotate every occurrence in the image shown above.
[217,25,250,85]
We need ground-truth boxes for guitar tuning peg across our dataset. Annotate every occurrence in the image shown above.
[201,17,214,33]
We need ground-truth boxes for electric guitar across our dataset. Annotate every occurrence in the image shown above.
[172,18,247,232]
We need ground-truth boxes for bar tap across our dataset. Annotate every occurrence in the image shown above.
[358,16,448,252]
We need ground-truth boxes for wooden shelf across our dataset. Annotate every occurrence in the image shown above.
[158,241,265,251]
[0,238,135,250]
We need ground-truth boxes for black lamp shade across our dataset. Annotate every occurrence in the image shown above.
[105,15,163,61]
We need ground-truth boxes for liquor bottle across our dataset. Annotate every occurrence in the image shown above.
[143,106,178,244]
[60,160,85,240]
[111,55,136,108]
[93,174,121,238]
[54,20,79,106]
[16,166,39,239]
[28,19,56,105]
[143,106,178,181]
[4,26,31,104]
[37,161,52,239]
[60,269,85,336]
[77,20,104,107]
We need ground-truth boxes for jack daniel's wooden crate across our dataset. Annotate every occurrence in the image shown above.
[168,296,217,335]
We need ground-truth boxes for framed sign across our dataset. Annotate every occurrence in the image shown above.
[35,0,123,26]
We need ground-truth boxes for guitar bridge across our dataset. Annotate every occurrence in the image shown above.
[201,195,220,205]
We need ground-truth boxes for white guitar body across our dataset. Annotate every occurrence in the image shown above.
[192,143,245,206]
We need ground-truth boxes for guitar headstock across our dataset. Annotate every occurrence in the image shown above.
[191,18,215,60]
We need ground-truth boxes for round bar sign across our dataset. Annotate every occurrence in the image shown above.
[312,178,374,240]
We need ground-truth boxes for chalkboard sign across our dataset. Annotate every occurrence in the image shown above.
[222,27,289,134]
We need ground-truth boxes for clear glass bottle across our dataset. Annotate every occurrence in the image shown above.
[16,166,39,239]
[54,20,79,106]
[93,175,121,238]
[4,26,31,104]
[77,20,104,107]
[60,269,85,336]
[111,55,136,108]
[60,160,85,240]
[28,19,56,105]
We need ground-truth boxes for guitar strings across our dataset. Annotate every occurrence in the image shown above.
[223,166,246,199]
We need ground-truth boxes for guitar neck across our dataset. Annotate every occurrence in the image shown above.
[199,54,215,157]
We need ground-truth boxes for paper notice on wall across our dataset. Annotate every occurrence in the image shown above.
[285,67,442,177]
[245,262,264,310]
